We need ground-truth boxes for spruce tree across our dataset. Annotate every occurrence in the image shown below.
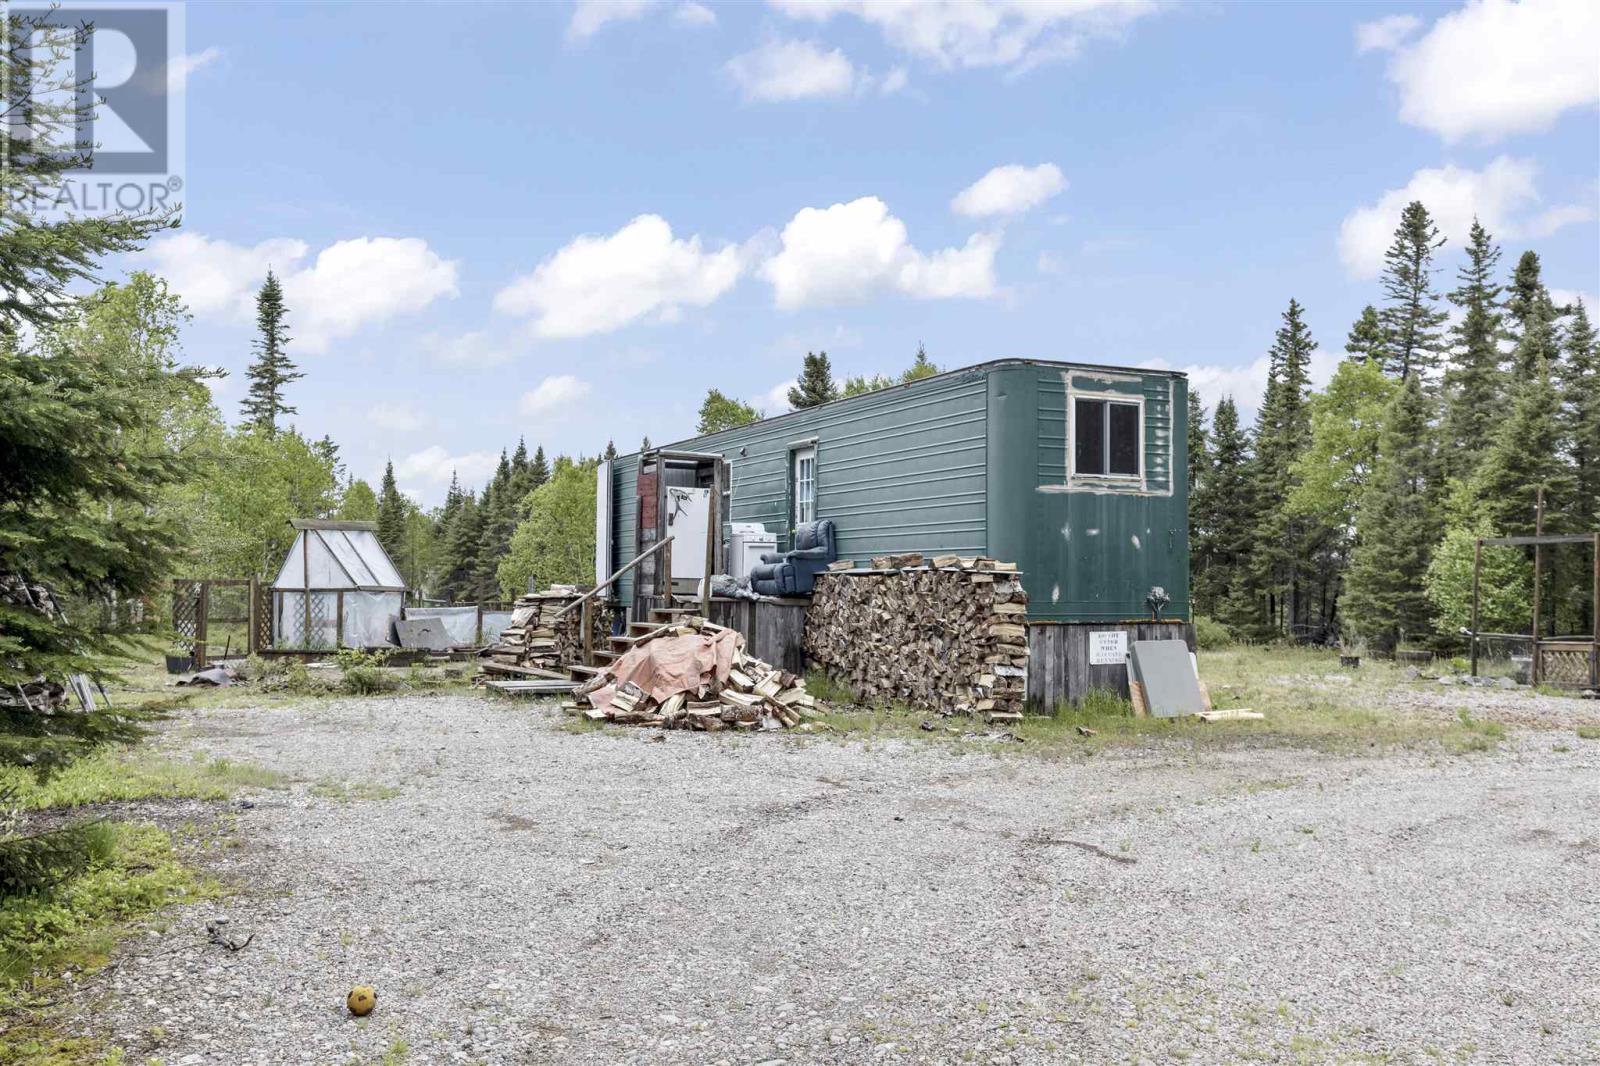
[901,344,940,383]
[1471,358,1575,537]
[1377,201,1448,381]
[1441,220,1504,480]
[1191,396,1254,629]
[1341,375,1440,651]
[1559,304,1600,529]
[1503,251,1564,380]
[1344,305,1387,365]
[376,461,406,560]
[530,446,551,490]
[439,492,482,602]
[788,351,839,408]
[1248,299,1317,635]
[473,452,516,599]
[603,440,618,461]
[238,270,301,434]
[1186,387,1209,497]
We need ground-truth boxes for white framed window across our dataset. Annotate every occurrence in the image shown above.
[792,445,816,526]
[1073,398,1141,478]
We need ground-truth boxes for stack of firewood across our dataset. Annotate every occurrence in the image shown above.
[567,616,818,731]
[483,586,605,673]
[805,555,1028,720]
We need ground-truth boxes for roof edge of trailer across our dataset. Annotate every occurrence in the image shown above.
[290,519,379,531]
[615,357,1186,463]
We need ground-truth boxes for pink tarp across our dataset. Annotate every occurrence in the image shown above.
[588,628,743,713]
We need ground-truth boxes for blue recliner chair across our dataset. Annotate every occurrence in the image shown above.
[749,519,837,597]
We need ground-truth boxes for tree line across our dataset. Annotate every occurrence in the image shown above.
[1190,202,1598,651]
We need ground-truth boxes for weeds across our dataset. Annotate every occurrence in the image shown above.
[0,750,285,811]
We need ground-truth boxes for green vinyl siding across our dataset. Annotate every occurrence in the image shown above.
[608,359,1188,623]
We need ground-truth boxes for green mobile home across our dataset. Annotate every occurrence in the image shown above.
[600,358,1190,635]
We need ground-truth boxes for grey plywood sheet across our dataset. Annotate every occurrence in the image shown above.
[1129,639,1204,717]
[396,617,455,651]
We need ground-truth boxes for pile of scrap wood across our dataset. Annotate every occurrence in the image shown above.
[805,554,1028,720]
[566,615,817,731]
[480,585,605,676]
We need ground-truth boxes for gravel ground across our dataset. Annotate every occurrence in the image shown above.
[72,690,1600,1065]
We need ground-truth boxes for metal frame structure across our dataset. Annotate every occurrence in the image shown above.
[1469,515,1600,689]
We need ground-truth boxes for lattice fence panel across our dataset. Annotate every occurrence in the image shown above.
[253,583,273,652]
[1539,646,1596,689]
[172,581,201,652]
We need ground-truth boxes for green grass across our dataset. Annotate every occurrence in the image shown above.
[0,748,286,811]
[1575,725,1600,741]
[310,779,402,803]
[808,645,1515,757]
[0,822,220,1066]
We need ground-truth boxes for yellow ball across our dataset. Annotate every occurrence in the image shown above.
[346,986,376,1017]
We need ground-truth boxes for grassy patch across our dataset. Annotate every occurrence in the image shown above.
[808,645,1513,757]
[0,821,218,1066]
[0,748,286,811]
[1576,725,1600,741]
[310,779,402,803]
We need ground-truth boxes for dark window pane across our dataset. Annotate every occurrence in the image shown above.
[1074,399,1104,475]
[1108,403,1140,475]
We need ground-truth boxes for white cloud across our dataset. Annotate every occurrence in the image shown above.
[139,233,459,353]
[422,330,518,367]
[1367,0,1600,142]
[755,379,796,415]
[367,402,424,431]
[761,196,999,309]
[520,375,592,416]
[494,215,745,338]
[770,0,1161,72]
[951,162,1066,217]
[726,39,859,101]
[395,446,499,487]
[1337,156,1594,279]
[1143,349,1341,425]
[568,0,656,39]
[143,47,221,94]
[1354,14,1420,53]
[674,2,717,26]
[879,66,909,94]
[1550,289,1598,318]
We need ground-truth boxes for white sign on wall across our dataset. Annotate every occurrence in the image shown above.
[1089,630,1128,666]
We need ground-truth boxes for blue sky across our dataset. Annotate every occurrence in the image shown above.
[117,0,1599,504]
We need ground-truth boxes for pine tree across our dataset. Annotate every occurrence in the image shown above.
[1377,201,1448,381]
[640,436,652,452]
[901,344,940,383]
[376,461,406,560]
[530,446,551,490]
[1341,375,1441,651]
[788,351,839,408]
[1559,304,1600,529]
[1472,358,1575,537]
[1191,396,1253,629]
[1344,305,1387,364]
[1504,251,1564,380]
[438,492,481,602]
[603,440,618,461]
[1248,299,1317,635]
[473,452,516,599]
[1440,220,1504,480]
[1186,387,1209,497]
[238,270,302,434]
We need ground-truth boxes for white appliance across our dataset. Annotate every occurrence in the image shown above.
[728,522,775,581]
[665,486,712,597]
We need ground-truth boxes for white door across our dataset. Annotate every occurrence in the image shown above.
[792,446,816,529]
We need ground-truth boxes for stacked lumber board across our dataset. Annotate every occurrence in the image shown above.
[806,555,1029,720]
[481,585,605,674]
[566,615,819,731]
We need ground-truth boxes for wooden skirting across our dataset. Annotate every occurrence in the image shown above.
[1025,621,1195,709]
[706,597,808,675]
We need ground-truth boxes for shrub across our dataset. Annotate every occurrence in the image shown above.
[335,647,393,696]
[1193,615,1236,650]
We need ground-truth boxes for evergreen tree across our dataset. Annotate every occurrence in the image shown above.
[473,452,516,599]
[438,492,481,602]
[641,435,652,452]
[509,438,534,502]
[530,446,551,490]
[1559,304,1600,529]
[603,440,618,461]
[1503,251,1564,379]
[901,344,940,383]
[788,351,839,408]
[238,270,302,434]
[1341,375,1440,651]
[1186,387,1209,498]
[1248,299,1317,635]
[1440,220,1504,479]
[1191,397,1253,629]
[1344,305,1387,365]
[1376,201,1447,381]
[376,461,406,560]
[1471,358,1574,537]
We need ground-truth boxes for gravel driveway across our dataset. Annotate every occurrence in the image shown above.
[76,692,1600,1065]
